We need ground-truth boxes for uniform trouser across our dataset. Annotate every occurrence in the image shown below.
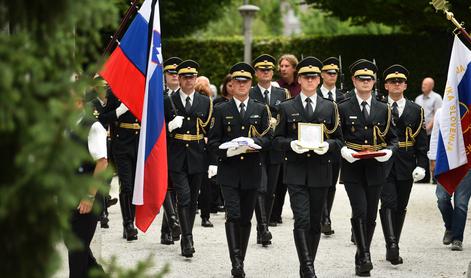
[113,151,137,195]
[161,176,175,235]
[67,201,103,278]
[271,168,287,222]
[266,163,281,220]
[436,170,471,242]
[344,182,382,229]
[221,186,257,226]
[323,161,340,221]
[380,177,413,212]
[199,174,213,219]
[170,171,203,217]
[288,184,329,232]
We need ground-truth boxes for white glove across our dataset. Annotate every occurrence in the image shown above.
[116,103,129,118]
[227,146,248,157]
[208,165,218,179]
[374,149,393,162]
[313,141,329,155]
[412,166,426,182]
[168,116,184,132]
[341,146,359,163]
[290,140,309,154]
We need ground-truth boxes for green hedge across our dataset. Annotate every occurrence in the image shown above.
[162,33,456,99]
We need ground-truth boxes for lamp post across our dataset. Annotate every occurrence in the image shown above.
[238,3,260,63]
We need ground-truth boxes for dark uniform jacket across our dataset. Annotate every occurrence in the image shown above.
[250,85,289,165]
[389,99,428,180]
[273,94,344,188]
[338,95,398,186]
[164,91,212,175]
[98,89,140,155]
[207,98,271,189]
[317,87,346,103]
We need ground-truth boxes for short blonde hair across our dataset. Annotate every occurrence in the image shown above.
[278,54,299,70]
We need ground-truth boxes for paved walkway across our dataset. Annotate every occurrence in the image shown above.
[55,179,471,277]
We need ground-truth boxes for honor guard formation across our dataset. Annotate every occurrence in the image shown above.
[71,52,470,278]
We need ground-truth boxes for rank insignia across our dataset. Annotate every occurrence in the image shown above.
[227,125,231,132]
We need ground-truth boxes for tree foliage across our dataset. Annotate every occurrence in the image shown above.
[306,0,471,32]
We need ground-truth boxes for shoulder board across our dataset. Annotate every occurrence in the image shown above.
[281,96,295,103]
[337,96,351,104]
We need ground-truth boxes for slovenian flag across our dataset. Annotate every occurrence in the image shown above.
[100,0,167,232]
[435,35,471,194]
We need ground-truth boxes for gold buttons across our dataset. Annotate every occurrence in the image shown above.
[364,140,368,144]
[241,126,245,130]
[285,157,288,161]
[185,144,189,147]
[364,126,368,130]
[240,156,244,160]
[307,153,311,157]
[186,131,190,134]
[116,134,119,137]
[135,131,138,135]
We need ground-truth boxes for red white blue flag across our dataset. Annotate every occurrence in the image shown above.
[100,0,167,232]
[435,36,471,194]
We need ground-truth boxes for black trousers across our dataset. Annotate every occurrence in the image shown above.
[288,184,328,232]
[221,186,257,226]
[113,150,137,195]
[381,176,413,212]
[266,163,281,206]
[344,182,382,226]
[199,175,216,219]
[271,168,287,222]
[170,171,203,214]
[67,203,103,278]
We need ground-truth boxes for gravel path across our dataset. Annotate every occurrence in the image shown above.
[55,178,471,277]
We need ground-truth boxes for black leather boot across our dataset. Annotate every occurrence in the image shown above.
[239,224,251,263]
[293,229,317,278]
[160,211,174,245]
[178,207,195,258]
[395,209,407,243]
[351,218,373,277]
[380,209,402,265]
[162,192,181,241]
[255,194,272,246]
[321,189,335,235]
[226,222,245,278]
[119,193,138,241]
[100,196,110,229]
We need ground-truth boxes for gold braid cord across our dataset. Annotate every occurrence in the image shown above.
[373,106,391,146]
[249,105,272,138]
[403,107,424,150]
[284,88,291,99]
[323,102,340,139]
[196,97,214,138]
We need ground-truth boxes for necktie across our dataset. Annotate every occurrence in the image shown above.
[361,101,369,121]
[185,96,191,113]
[239,103,246,119]
[305,98,313,119]
[327,91,334,101]
[392,102,399,123]
[264,90,270,105]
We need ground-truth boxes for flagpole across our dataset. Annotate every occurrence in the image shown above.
[430,0,471,45]
[103,0,141,56]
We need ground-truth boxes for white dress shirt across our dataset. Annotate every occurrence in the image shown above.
[258,84,272,103]
[179,90,195,107]
[88,122,108,161]
[355,93,372,114]
[234,97,249,112]
[300,92,317,113]
[388,96,406,117]
[320,85,336,101]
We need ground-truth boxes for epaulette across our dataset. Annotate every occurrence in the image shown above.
[281,96,295,103]
[375,94,388,103]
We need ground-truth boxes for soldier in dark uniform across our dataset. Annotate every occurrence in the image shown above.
[98,87,140,241]
[379,65,428,265]
[89,78,118,229]
[249,54,289,246]
[164,60,212,258]
[317,57,346,236]
[160,57,183,245]
[338,59,397,277]
[208,62,271,278]
[273,57,343,278]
